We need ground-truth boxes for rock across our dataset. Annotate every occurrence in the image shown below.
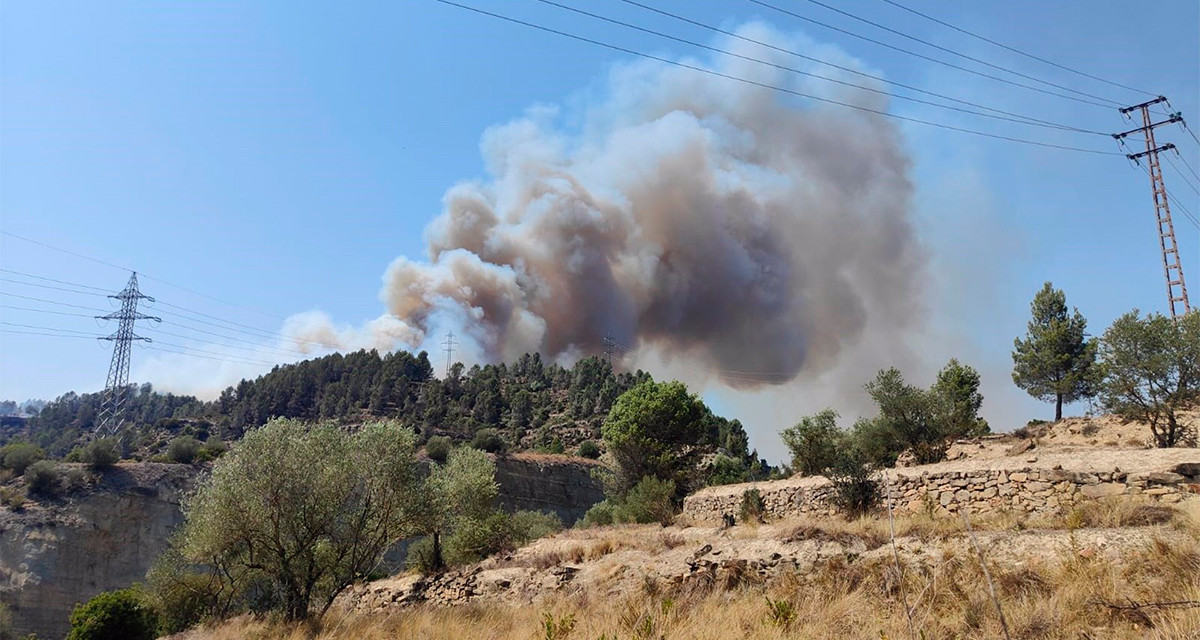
[1080,483,1125,498]
[1160,493,1182,503]
[693,544,713,559]
[1007,439,1035,456]
[1145,472,1186,485]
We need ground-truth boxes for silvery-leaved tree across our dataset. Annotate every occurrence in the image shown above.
[1099,310,1199,448]
[179,419,425,621]
[1012,282,1100,421]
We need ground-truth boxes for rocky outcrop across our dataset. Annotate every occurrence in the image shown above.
[0,463,199,640]
[683,448,1200,522]
[493,454,605,524]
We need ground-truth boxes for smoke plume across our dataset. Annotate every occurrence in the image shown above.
[375,23,925,386]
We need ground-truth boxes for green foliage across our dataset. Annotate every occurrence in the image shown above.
[66,588,159,640]
[780,409,843,477]
[739,488,765,523]
[24,460,60,496]
[576,440,601,459]
[83,438,120,469]
[421,447,500,571]
[580,500,615,527]
[0,443,43,475]
[425,435,452,463]
[167,436,202,464]
[0,487,26,510]
[764,596,797,628]
[611,476,677,525]
[179,419,425,620]
[601,381,711,500]
[1012,282,1100,420]
[444,511,514,566]
[857,360,987,467]
[194,438,227,463]
[145,548,227,635]
[1099,310,1199,447]
[405,537,439,573]
[824,450,880,518]
[706,454,749,486]
[541,612,577,640]
[470,428,505,453]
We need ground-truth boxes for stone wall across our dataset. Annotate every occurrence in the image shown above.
[493,454,605,525]
[683,453,1200,523]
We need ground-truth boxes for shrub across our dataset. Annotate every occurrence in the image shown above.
[825,454,879,519]
[405,537,439,573]
[146,550,224,634]
[1,443,43,475]
[67,588,159,640]
[612,476,676,525]
[580,500,615,527]
[194,438,227,463]
[576,440,601,459]
[63,467,89,493]
[470,428,505,453]
[508,510,563,544]
[83,438,120,469]
[739,488,765,523]
[0,486,26,510]
[24,460,60,496]
[425,436,452,463]
[444,511,514,566]
[707,454,748,486]
[167,436,202,464]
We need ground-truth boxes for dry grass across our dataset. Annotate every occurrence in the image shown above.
[180,498,1200,640]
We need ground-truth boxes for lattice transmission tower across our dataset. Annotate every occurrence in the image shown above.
[95,272,160,435]
[1115,96,1191,318]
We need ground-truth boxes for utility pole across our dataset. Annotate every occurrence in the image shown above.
[1115,96,1191,318]
[442,331,457,377]
[95,272,160,436]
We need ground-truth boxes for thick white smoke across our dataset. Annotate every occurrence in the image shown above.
[375,23,925,386]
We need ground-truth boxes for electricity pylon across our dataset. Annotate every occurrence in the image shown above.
[95,272,159,435]
[1115,96,1191,318]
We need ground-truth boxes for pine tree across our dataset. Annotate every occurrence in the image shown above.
[1011,282,1098,421]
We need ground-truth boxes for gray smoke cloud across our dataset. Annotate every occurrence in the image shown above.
[375,23,926,386]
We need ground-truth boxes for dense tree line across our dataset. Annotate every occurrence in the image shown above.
[7,350,763,469]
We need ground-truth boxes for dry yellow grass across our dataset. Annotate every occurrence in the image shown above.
[178,499,1200,640]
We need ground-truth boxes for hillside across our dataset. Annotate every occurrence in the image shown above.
[173,497,1200,640]
[5,351,766,477]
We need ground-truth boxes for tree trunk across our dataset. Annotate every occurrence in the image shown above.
[432,530,444,572]
[1055,394,1063,422]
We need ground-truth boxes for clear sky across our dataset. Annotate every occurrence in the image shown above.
[1,0,1197,461]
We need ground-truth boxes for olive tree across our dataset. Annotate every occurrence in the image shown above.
[420,447,498,571]
[1012,282,1099,421]
[178,418,425,620]
[1099,310,1199,447]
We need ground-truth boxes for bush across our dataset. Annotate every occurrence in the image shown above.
[470,428,505,453]
[194,438,227,463]
[739,488,765,523]
[25,460,61,496]
[707,454,748,486]
[508,510,563,544]
[425,436,452,463]
[826,454,879,519]
[83,438,120,469]
[146,551,223,635]
[612,476,676,525]
[0,486,27,510]
[576,440,601,459]
[167,436,202,464]
[1,443,44,475]
[67,587,160,640]
[405,537,439,573]
[580,500,615,527]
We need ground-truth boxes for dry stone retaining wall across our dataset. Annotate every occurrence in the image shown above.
[684,460,1200,523]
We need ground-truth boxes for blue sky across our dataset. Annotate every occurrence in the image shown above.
[1,1,1197,460]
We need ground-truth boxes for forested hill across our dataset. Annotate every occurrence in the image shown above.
[9,351,763,477]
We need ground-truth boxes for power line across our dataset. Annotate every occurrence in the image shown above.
[616,0,1103,135]
[434,0,1122,156]
[1,328,102,340]
[1,230,286,321]
[0,268,112,292]
[1162,154,1200,196]
[0,277,112,297]
[877,0,1155,97]
[0,292,110,312]
[0,326,284,369]
[792,0,1124,105]
[537,0,1108,135]
[744,0,1118,108]
[0,304,98,318]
